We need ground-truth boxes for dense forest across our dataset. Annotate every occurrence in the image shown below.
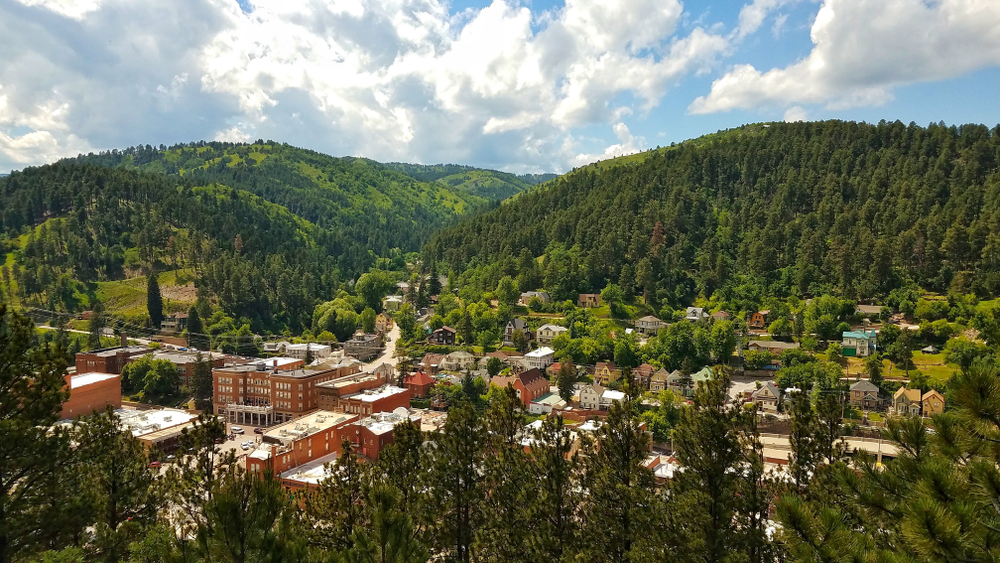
[426,120,1000,307]
[0,142,541,332]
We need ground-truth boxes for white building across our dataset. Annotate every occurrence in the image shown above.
[536,324,569,346]
[524,347,555,370]
[284,343,332,361]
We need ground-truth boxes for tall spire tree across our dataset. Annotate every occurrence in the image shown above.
[146,273,164,330]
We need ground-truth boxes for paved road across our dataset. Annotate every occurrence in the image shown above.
[363,325,400,369]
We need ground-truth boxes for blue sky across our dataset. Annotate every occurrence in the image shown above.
[1,0,999,173]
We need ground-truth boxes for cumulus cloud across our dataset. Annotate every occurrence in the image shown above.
[569,122,645,168]
[783,105,806,122]
[690,0,1000,114]
[0,0,730,172]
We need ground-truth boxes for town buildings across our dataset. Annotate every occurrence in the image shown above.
[536,324,568,346]
[492,369,549,409]
[849,380,881,409]
[315,369,391,411]
[403,370,435,398]
[519,291,550,306]
[61,372,121,419]
[247,410,359,476]
[749,310,770,330]
[684,307,709,323]
[336,385,411,417]
[159,312,188,334]
[284,343,333,361]
[893,387,923,416]
[343,333,384,361]
[594,362,621,386]
[75,344,150,374]
[503,318,532,347]
[842,330,877,357]
[524,347,555,370]
[635,315,665,335]
[578,293,601,308]
[427,326,456,346]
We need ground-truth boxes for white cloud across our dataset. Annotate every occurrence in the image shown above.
[783,105,806,122]
[569,122,645,167]
[733,0,798,40]
[0,0,729,172]
[691,0,1000,114]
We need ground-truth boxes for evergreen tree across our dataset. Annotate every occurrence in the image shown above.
[0,304,78,563]
[307,439,369,551]
[525,414,582,562]
[428,262,442,296]
[338,484,429,563]
[192,352,214,411]
[557,360,576,403]
[580,398,654,563]
[427,400,484,562]
[186,305,209,351]
[305,343,314,365]
[89,300,106,350]
[146,274,164,330]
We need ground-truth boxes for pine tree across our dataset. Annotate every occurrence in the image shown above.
[557,360,576,403]
[146,274,163,330]
[525,414,582,562]
[89,300,106,350]
[428,262,442,296]
[307,439,369,551]
[339,484,429,563]
[192,352,214,411]
[580,398,654,563]
[0,304,79,563]
[427,400,484,562]
[186,305,209,351]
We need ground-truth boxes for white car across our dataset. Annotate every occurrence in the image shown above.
[232,427,244,434]
[241,443,250,451]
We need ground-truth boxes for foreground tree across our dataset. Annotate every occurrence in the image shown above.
[147,274,164,330]
[0,304,77,563]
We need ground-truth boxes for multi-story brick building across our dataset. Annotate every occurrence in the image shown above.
[246,410,359,476]
[315,369,390,410]
[213,358,358,425]
[337,385,411,417]
[340,409,422,460]
[61,372,122,419]
[151,350,225,387]
[75,345,149,374]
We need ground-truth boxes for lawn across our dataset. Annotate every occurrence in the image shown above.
[848,352,958,384]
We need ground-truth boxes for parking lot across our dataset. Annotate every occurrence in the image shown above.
[221,421,267,460]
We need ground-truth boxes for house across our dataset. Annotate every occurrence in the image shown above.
[428,326,456,346]
[632,363,656,388]
[503,318,533,347]
[519,291,551,306]
[479,350,522,369]
[419,353,446,375]
[893,387,923,416]
[749,310,770,330]
[666,367,713,398]
[751,382,781,411]
[579,383,604,410]
[343,333,384,361]
[747,340,800,355]
[440,351,477,372]
[375,313,393,333]
[685,307,709,323]
[546,362,567,378]
[383,296,404,312]
[536,324,569,346]
[856,304,883,319]
[578,293,601,308]
[649,368,672,392]
[61,372,122,419]
[528,392,567,415]
[921,344,939,354]
[594,362,622,386]
[922,389,945,417]
[600,389,626,411]
[403,371,435,398]
[711,311,730,322]
[524,347,556,370]
[635,316,666,336]
[849,380,881,409]
[493,369,550,409]
[842,330,877,357]
[160,312,188,334]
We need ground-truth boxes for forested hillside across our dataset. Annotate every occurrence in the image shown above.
[384,162,556,200]
[426,120,1000,306]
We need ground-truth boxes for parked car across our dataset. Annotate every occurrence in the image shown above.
[254,427,264,434]
[241,443,250,451]
[232,426,244,434]
[149,461,161,468]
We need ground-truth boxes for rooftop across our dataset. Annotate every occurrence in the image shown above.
[85,345,150,358]
[343,385,409,403]
[263,410,357,442]
[526,347,555,358]
[71,372,119,388]
[317,371,381,389]
[117,408,197,437]
[602,390,626,402]
[843,330,877,340]
[353,408,420,436]
[279,451,340,485]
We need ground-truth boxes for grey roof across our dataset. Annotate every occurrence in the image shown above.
[850,380,880,393]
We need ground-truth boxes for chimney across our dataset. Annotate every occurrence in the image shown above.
[120,333,128,348]
[273,359,278,368]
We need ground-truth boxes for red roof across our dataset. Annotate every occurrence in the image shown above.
[405,371,434,387]
[516,368,549,394]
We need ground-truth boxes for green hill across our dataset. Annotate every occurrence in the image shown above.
[384,162,556,200]
[425,120,1000,307]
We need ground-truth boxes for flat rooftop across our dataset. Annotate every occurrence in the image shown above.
[343,385,409,403]
[71,372,119,388]
[117,408,197,437]
[316,371,380,389]
[214,357,304,373]
[263,410,357,442]
[84,345,150,358]
[153,350,222,364]
[353,409,420,436]
[280,451,339,485]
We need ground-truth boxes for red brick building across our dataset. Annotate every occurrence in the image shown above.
[403,370,435,398]
[61,372,122,419]
[492,368,550,409]
[316,370,391,411]
[338,385,411,417]
[246,410,359,476]
[75,345,149,374]
[213,358,355,425]
[338,409,422,460]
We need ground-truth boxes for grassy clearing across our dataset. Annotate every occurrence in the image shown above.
[849,352,958,384]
